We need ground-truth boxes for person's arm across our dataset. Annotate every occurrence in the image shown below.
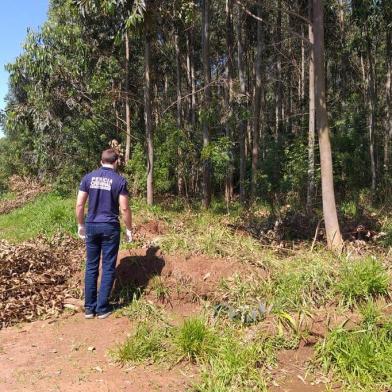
[75,190,88,239]
[119,194,133,241]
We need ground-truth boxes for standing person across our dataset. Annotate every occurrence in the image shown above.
[75,149,133,319]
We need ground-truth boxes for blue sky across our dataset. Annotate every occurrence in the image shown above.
[0,0,49,135]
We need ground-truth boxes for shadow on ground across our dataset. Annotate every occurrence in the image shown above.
[112,246,165,305]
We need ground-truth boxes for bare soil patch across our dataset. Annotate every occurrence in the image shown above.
[269,345,330,392]
[0,314,193,392]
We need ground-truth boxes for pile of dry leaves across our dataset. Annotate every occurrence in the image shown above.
[0,233,83,329]
[0,175,48,215]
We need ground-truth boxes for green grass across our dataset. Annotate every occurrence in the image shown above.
[115,297,166,323]
[0,193,76,242]
[316,312,392,391]
[112,314,271,390]
[112,322,171,365]
[174,317,218,362]
[0,191,16,202]
[149,276,171,302]
[336,257,389,306]
[218,252,337,316]
[159,212,268,265]
[194,327,269,392]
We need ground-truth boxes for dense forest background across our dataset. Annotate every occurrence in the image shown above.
[0,0,390,227]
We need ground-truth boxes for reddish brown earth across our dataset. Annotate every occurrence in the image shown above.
[269,345,331,392]
[0,221,332,391]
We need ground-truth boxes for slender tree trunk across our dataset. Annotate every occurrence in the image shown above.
[275,0,282,140]
[300,23,305,101]
[175,32,184,196]
[202,0,211,208]
[251,2,264,199]
[307,2,315,212]
[225,0,234,203]
[366,34,377,195]
[124,33,131,163]
[384,31,392,172]
[312,0,343,251]
[144,11,153,205]
[187,28,196,128]
[236,6,247,204]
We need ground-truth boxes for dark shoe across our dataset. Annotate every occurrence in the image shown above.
[97,311,112,319]
[85,309,95,319]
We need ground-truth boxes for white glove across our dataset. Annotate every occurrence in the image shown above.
[78,224,86,240]
[125,228,133,243]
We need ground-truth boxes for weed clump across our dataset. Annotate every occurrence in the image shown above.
[113,322,170,365]
[315,312,392,391]
[195,329,269,392]
[174,317,218,362]
[336,257,389,306]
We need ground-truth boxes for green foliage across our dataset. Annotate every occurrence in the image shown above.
[220,256,336,314]
[125,143,147,195]
[316,318,392,391]
[0,193,76,242]
[336,258,389,306]
[174,317,218,362]
[201,137,233,182]
[340,200,358,218]
[195,328,268,392]
[112,322,170,365]
[159,211,266,263]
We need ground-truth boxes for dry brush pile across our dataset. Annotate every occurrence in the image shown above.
[0,233,84,329]
[0,176,48,215]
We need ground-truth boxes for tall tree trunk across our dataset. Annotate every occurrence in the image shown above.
[366,33,377,195]
[202,0,211,208]
[384,30,392,172]
[225,0,234,203]
[175,32,184,196]
[307,2,315,212]
[251,2,264,199]
[144,11,153,205]
[312,0,343,251]
[275,0,283,140]
[300,23,305,101]
[186,28,196,128]
[124,32,131,163]
[236,5,247,204]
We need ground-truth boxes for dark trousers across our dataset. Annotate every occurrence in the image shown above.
[84,222,120,314]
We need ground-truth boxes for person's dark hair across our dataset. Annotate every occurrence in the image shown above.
[101,149,119,164]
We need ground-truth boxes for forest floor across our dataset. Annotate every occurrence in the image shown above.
[1,185,392,391]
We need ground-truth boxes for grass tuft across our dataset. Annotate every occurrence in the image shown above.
[336,257,389,306]
[112,322,170,365]
[315,317,392,391]
[194,328,269,392]
[174,317,218,362]
[115,297,166,323]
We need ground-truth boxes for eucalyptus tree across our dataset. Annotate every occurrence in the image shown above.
[312,0,343,251]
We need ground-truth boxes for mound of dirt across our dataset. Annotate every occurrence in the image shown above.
[134,219,167,242]
[0,175,48,215]
[0,234,83,329]
[114,248,255,305]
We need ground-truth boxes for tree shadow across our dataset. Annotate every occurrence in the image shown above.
[111,246,165,307]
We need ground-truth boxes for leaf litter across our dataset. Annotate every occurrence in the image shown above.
[0,233,83,329]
